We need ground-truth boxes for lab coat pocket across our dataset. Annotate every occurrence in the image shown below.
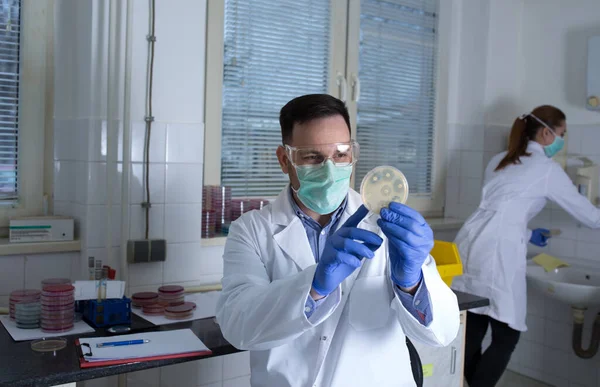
[349,275,391,331]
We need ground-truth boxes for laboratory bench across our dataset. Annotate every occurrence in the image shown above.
[0,291,488,387]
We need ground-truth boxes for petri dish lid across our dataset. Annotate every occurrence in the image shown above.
[360,165,409,214]
[31,337,67,352]
[132,292,158,300]
[164,301,196,314]
[158,285,184,294]
[10,289,41,299]
[42,278,71,287]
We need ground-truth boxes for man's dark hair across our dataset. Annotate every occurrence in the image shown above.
[279,94,351,144]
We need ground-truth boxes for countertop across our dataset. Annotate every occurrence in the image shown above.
[0,291,488,387]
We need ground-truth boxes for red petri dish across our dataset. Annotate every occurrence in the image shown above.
[42,309,74,319]
[132,292,158,300]
[41,324,74,333]
[158,285,184,294]
[10,289,42,299]
[42,284,74,293]
[41,278,71,288]
[165,302,196,314]
[41,298,75,308]
[164,310,193,320]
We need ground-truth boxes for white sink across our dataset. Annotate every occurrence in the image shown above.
[526,262,600,308]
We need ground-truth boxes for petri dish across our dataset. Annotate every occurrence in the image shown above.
[158,285,184,294]
[31,337,67,352]
[360,165,409,214]
[165,301,196,314]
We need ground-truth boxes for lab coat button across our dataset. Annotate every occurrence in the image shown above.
[305,307,311,313]
[321,230,326,236]
[415,299,421,306]
[321,336,328,341]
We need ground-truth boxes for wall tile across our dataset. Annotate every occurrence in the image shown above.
[130,163,166,204]
[88,119,124,162]
[580,126,600,156]
[447,124,461,151]
[75,162,89,205]
[575,241,600,261]
[160,357,223,387]
[222,352,251,380]
[445,176,459,211]
[85,205,122,248]
[549,209,579,241]
[74,118,91,162]
[523,315,545,344]
[129,204,165,240]
[128,262,164,288]
[127,368,160,387]
[460,151,484,179]
[458,176,482,205]
[163,244,224,283]
[543,319,571,353]
[165,163,203,204]
[0,256,25,295]
[53,119,77,161]
[566,125,583,155]
[222,376,251,387]
[547,237,576,259]
[164,204,203,243]
[521,341,545,371]
[88,162,123,205]
[166,123,205,163]
[568,354,597,387]
[459,124,485,151]
[447,150,461,177]
[544,347,570,379]
[544,298,574,324]
[131,121,167,163]
[54,161,76,202]
[24,254,72,288]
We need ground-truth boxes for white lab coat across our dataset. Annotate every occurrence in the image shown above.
[216,187,460,387]
[451,141,600,331]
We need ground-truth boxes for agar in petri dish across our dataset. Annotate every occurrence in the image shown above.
[31,337,67,352]
[360,165,409,214]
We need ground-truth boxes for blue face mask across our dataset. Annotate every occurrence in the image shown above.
[543,129,565,158]
[293,160,353,215]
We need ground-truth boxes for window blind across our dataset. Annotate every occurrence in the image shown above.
[221,0,330,198]
[355,0,438,197]
[0,0,20,202]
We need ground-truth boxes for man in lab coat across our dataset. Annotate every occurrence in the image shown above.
[216,94,460,387]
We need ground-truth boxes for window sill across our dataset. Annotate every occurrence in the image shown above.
[0,239,81,256]
[199,217,464,248]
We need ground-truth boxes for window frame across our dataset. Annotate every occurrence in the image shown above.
[0,0,52,227]
[204,0,450,216]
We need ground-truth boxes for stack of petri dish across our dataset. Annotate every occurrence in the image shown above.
[249,199,269,211]
[9,289,41,321]
[164,301,196,320]
[131,292,158,308]
[230,199,252,222]
[40,284,75,333]
[201,210,216,239]
[41,278,71,287]
[215,186,232,234]
[157,285,185,306]
[142,303,165,316]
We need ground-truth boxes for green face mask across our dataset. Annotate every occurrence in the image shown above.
[293,160,353,215]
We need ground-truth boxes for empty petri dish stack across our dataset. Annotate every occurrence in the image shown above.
[9,289,41,321]
[131,292,158,308]
[164,302,196,320]
[201,210,216,239]
[360,165,409,214]
[40,284,75,333]
[157,285,185,306]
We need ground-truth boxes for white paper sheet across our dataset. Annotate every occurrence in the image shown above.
[0,315,95,341]
[73,280,125,301]
[132,291,220,326]
[78,328,209,361]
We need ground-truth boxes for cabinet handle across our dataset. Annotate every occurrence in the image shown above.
[450,346,457,374]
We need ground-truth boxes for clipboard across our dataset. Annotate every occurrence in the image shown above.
[75,329,212,368]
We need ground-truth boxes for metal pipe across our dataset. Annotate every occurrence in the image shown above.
[572,307,600,359]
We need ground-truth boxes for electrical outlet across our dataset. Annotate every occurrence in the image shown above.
[127,239,167,264]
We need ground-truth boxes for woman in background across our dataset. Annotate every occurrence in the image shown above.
[451,105,600,387]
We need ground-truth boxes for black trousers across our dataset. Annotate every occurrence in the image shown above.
[464,312,521,387]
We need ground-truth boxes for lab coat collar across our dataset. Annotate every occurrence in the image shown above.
[527,141,546,156]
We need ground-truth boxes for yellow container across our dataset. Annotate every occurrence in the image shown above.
[430,240,463,287]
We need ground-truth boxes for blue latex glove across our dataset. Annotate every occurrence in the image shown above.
[530,228,550,247]
[312,205,384,297]
[377,202,434,288]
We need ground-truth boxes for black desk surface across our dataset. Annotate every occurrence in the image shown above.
[0,291,489,387]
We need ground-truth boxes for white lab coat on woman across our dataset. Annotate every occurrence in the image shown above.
[216,187,459,387]
[451,141,600,331]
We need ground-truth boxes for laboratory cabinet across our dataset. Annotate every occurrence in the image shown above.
[412,310,466,387]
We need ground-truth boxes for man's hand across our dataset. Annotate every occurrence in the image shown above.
[311,205,384,297]
[377,202,433,289]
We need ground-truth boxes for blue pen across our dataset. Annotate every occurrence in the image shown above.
[96,339,150,348]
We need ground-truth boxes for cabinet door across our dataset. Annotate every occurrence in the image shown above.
[411,311,466,387]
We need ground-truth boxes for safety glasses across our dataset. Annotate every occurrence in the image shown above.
[285,140,360,168]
